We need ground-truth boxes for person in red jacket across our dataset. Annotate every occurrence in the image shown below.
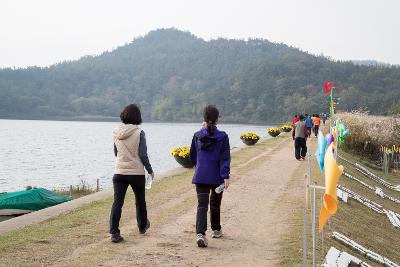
[292,115,308,160]
[292,115,299,126]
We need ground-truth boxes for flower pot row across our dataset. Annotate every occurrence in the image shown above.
[172,125,292,167]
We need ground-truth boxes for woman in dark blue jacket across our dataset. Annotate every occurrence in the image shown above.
[190,105,231,247]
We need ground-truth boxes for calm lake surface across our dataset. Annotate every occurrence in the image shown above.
[0,120,273,192]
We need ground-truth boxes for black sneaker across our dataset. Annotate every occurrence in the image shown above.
[111,233,124,243]
[139,219,150,234]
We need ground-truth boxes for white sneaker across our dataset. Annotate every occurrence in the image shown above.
[196,233,208,247]
[212,230,222,238]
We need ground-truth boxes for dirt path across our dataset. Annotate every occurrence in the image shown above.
[55,137,315,267]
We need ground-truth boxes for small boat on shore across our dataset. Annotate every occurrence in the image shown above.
[0,188,72,216]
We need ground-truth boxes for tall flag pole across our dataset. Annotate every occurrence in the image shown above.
[301,81,348,265]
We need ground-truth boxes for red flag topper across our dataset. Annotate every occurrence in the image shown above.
[324,81,334,94]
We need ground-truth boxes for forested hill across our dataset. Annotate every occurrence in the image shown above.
[1,28,399,123]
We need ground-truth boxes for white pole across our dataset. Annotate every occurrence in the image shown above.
[321,192,324,257]
[308,153,312,209]
[312,183,317,267]
[303,174,308,267]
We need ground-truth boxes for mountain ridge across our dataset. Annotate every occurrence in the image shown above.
[1,28,399,123]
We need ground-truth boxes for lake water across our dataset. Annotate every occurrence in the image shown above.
[0,120,272,192]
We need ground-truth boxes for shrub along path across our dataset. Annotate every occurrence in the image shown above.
[0,134,314,266]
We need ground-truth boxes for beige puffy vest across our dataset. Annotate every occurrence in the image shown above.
[294,121,307,138]
[113,124,145,175]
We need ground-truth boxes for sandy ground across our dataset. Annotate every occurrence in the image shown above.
[56,137,315,267]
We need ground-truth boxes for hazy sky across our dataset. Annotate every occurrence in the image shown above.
[1,0,399,68]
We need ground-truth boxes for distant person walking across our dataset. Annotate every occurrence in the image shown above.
[109,104,154,243]
[305,114,313,137]
[322,113,327,125]
[313,114,321,137]
[190,105,231,247]
[292,115,308,161]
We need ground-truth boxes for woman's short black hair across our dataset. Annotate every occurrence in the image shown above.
[120,104,142,125]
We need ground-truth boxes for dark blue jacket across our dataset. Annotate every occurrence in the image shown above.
[190,128,230,185]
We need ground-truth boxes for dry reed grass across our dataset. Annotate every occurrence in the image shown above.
[339,111,400,161]
[55,179,97,199]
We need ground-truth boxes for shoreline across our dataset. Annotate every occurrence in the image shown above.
[0,136,260,194]
[0,117,284,125]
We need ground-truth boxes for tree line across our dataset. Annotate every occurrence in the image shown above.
[1,28,399,123]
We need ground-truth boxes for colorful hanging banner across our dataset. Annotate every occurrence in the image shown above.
[319,143,344,231]
[315,130,327,171]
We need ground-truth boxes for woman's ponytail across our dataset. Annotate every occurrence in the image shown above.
[203,105,219,135]
[207,121,216,135]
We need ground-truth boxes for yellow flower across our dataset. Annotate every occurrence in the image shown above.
[280,124,293,133]
[267,127,281,137]
[240,132,260,140]
[171,146,190,158]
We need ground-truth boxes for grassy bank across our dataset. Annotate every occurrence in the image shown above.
[0,134,287,266]
[55,179,99,199]
[278,144,400,265]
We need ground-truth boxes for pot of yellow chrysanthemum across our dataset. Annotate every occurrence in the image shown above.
[267,127,281,137]
[240,132,260,145]
[170,146,194,168]
[280,124,293,133]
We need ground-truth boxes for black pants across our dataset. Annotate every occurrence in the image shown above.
[196,184,223,235]
[314,125,319,136]
[109,174,147,234]
[307,127,312,137]
[294,137,307,160]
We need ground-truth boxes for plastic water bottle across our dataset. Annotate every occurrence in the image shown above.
[215,183,225,194]
[145,175,152,190]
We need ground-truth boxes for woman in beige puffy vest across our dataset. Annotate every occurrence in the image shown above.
[109,104,154,243]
